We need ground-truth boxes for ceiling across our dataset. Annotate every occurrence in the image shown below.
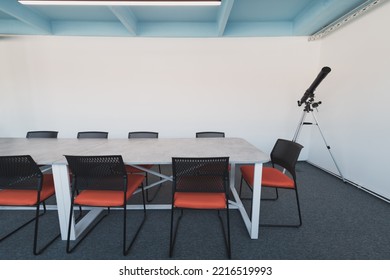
[0,0,375,38]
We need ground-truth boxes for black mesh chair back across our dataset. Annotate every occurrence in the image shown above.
[270,139,303,180]
[0,155,42,190]
[77,131,108,139]
[196,131,225,138]
[26,131,58,138]
[172,157,229,193]
[128,131,158,139]
[65,155,126,192]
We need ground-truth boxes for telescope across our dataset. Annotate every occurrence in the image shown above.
[298,66,331,107]
[293,65,345,182]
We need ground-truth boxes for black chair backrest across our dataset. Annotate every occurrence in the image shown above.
[65,155,126,192]
[77,131,108,139]
[196,132,225,138]
[270,139,303,180]
[26,131,58,138]
[172,157,229,194]
[128,131,158,139]
[0,155,42,190]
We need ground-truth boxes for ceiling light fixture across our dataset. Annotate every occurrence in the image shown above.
[18,0,222,6]
[309,0,384,41]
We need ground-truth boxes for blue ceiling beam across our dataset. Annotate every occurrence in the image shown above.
[0,0,51,34]
[293,0,364,35]
[0,19,45,35]
[224,21,293,37]
[216,0,234,36]
[109,6,138,36]
[138,22,216,37]
[51,21,215,38]
[51,21,131,37]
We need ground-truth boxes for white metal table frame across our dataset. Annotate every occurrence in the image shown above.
[0,137,268,241]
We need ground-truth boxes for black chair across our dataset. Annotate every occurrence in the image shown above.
[127,131,161,202]
[75,131,109,218]
[26,131,58,138]
[128,131,158,139]
[196,131,225,138]
[239,139,304,227]
[77,131,108,139]
[26,131,59,171]
[65,155,146,255]
[0,155,60,255]
[196,131,231,172]
[170,157,231,259]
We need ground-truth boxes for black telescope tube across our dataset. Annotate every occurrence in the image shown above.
[299,66,331,106]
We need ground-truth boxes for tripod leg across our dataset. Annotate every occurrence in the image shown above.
[311,112,346,182]
[293,111,307,142]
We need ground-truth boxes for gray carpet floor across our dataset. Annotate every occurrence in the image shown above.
[1,162,389,260]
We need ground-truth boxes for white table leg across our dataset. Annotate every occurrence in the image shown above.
[52,164,74,240]
[229,163,253,238]
[250,163,263,239]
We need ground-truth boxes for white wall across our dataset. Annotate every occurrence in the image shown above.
[309,1,390,198]
[0,36,320,156]
[1,6,389,199]
[2,6,389,199]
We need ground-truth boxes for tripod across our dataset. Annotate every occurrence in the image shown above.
[293,101,345,182]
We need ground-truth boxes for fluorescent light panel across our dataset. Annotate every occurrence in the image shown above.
[19,0,221,6]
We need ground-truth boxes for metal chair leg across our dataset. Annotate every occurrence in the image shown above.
[1,203,59,255]
[260,188,302,228]
[123,184,147,256]
[1,215,37,242]
[240,175,279,201]
[0,203,60,255]
[239,175,244,198]
[169,208,183,258]
[66,204,108,253]
[217,209,232,259]
[294,188,302,227]
[33,202,61,255]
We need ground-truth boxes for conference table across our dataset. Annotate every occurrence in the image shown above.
[0,137,269,240]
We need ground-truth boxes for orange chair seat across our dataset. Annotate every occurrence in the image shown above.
[240,165,295,189]
[0,174,55,206]
[174,192,227,209]
[125,164,153,173]
[74,174,144,207]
